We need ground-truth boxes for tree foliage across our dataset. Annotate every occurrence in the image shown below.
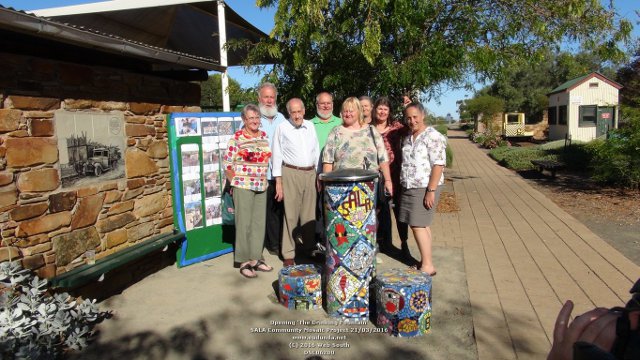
[460,95,505,132]
[200,74,254,111]
[238,0,632,111]
[616,48,640,109]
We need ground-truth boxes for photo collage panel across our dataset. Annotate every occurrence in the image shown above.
[178,116,240,230]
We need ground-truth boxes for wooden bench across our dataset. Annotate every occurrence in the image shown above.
[50,230,185,289]
[530,159,565,178]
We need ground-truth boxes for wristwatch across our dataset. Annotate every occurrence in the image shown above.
[426,187,436,193]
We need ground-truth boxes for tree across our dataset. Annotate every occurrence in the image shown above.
[462,95,505,132]
[200,74,254,111]
[237,0,632,112]
[617,48,640,109]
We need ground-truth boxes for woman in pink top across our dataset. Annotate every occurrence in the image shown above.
[223,104,273,279]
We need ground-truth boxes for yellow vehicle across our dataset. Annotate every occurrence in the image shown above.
[503,113,534,138]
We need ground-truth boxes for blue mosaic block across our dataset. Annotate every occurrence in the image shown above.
[278,265,322,310]
[375,268,432,337]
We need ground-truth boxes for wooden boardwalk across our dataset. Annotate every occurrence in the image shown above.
[431,131,639,359]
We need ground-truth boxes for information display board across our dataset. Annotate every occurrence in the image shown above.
[167,112,243,267]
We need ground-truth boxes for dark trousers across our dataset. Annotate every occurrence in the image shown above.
[264,180,284,253]
[315,190,325,244]
[392,201,409,242]
[378,191,409,250]
[377,201,392,247]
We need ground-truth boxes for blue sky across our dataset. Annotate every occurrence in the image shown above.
[2,0,639,118]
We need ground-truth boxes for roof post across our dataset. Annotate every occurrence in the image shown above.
[217,0,230,112]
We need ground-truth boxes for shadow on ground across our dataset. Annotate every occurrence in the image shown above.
[68,247,477,360]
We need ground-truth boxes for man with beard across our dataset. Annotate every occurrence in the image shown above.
[311,91,342,255]
[258,82,286,256]
[311,91,342,152]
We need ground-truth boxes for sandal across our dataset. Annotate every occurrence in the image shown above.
[253,259,273,272]
[240,263,257,278]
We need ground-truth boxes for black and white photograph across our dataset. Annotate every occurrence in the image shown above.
[55,111,126,188]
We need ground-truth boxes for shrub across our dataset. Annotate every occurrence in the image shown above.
[537,139,570,151]
[488,146,514,163]
[432,125,454,167]
[481,133,509,149]
[0,261,108,359]
[445,144,453,168]
[469,132,486,144]
[469,131,508,149]
[588,115,640,188]
[459,123,473,131]
[434,124,448,136]
[551,142,598,172]
[489,147,553,171]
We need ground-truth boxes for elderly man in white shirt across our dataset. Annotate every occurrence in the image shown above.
[272,98,320,266]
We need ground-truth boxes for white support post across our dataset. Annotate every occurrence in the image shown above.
[217,0,230,112]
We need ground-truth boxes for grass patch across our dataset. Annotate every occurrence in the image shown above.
[489,146,555,171]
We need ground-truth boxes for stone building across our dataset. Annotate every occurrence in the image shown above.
[0,3,264,283]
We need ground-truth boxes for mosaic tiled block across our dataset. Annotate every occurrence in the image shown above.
[322,170,378,321]
[375,268,433,337]
[278,264,322,310]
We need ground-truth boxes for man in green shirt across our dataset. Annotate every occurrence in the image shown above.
[311,91,341,256]
[311,91,342,152]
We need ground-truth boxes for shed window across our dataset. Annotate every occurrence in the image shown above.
[579,105,597,127]
[547,107,557,125]
[558,105,567,125]
[589,82,599,88]
[506,114,519,124]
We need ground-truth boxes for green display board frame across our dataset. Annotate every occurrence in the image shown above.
[167,112,241,267]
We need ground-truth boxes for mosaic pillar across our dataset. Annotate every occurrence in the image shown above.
[319,169,378,321]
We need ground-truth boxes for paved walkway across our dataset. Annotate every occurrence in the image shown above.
[85,130,640,360]
[441,130,639,359]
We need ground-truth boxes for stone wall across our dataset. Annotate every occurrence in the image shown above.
[0,52,201,278]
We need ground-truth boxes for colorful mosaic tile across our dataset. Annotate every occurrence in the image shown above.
[278,264,322,311]
[375,268,433,337]
[323,176,377,321]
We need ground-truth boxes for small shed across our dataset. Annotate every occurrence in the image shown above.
[547,72,622,142]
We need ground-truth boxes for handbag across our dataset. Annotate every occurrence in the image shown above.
[368,126,389,204]
[221,182,235,225]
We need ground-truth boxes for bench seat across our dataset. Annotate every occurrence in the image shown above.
[530,159,565,178]
[50,230,185,289]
